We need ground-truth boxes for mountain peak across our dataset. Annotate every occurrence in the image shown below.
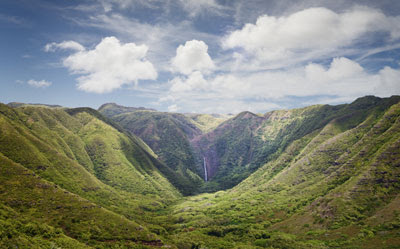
[235,111,260,120]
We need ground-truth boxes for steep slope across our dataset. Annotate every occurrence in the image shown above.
[99,103,204,195]
[191,111,265,190]
[0,154,156,248]
[1,97,399,248]
[0,104,180,247]
[166,96,400,248]
[194,96,400,191]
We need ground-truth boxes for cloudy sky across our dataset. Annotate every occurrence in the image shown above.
[1,0,400,113]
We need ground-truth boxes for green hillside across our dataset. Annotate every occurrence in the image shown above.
[195,96,400,191]
[164,97,400,248]
[1,96,399,248]
[99,103,204,195]
[0,104,180,248]
[184,113,233,133]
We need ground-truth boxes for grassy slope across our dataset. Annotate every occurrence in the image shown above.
[2,97,400,248]
[195,96,400,192]
[163,97,400,248]
[0,104,180,248]
[185,113,233,133]
[99,104,204,195]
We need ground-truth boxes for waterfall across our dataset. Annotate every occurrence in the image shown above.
[203,157,208,182]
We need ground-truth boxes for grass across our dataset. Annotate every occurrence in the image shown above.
[0,96,399,248]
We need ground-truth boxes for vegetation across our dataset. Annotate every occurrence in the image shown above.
[0,104,179,247]
[1,96,399,248]
[194,96,400,191]
[163,97,400,248]
[99,103,205,195]
[184,113,233,133]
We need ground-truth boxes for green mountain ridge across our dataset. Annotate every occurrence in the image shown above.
[0,96,399,248]
[166,96,400,248]
[98,104,210,195]
[0,104,180,248]
[193,96,400,191]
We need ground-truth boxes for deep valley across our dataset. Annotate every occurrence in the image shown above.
[1,96,400,248]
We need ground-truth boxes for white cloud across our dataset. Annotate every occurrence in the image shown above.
[43,3,400,113]
[170,71,209,92]
[168,104,179,112]
[27,79,52,88]
[305,57,364,83]
[52,36,157,94]
[223,7,400,67]
[376,66,400,96]
[161,57,400,113]
[171,40,215,75]
[44,41,85,52]
[71,13,219,72]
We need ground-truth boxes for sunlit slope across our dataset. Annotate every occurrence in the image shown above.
[168,97,400,248]
[99,103,204,195]
[194,96,400,191]
[184,113,233,133]
[0,104,180,247]
[0,154,158,248]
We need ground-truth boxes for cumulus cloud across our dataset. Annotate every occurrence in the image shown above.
[223,7,400,67]
[27,79,52,88]
[48,36,157,93]
[162,57,400,113]
[44,41,85,52]
[376,66,400,96]
[171,40,215,75]
[170,71,209,92]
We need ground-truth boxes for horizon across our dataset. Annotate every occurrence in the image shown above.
[5,94,399,115]
[1,0,400,114]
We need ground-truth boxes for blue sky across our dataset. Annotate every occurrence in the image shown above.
[1,0,400,113]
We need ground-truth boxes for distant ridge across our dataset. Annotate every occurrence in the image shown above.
[7,102,62,108]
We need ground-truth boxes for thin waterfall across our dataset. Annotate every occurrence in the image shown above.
[203,156,208,182]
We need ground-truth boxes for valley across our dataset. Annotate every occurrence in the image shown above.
[0,96,399,248]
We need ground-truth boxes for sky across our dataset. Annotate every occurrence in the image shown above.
[1,0,400,114]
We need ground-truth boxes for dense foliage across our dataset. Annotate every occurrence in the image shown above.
[0,104,180,248]
[194,96,400,191]
[99,103,207,195]
[0,96,399,248]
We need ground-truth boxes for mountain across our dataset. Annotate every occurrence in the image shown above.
[166,96,400,248]
[1,96,399,248]
[99,97,400,194]
[7,102,63,108]
[194,96,400,191]
[0,104,180,248]
[184,113,234,133]
[99,103,205,195]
